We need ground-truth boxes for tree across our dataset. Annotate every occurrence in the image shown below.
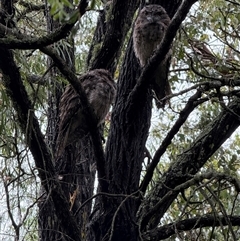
[1,0,240,240]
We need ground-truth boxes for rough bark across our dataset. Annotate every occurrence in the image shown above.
[89,1,198,240]
[88,0,139,73]
[38,1,89,240]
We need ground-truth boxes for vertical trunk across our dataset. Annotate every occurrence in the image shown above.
[89,1,183,240]
[38,1,97,240]
[38,1,80,240]
[38,0,184,240]
[90,38,152,241]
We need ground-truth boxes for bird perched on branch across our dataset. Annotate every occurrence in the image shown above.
[133,4,172,108]
[55,69,116,159]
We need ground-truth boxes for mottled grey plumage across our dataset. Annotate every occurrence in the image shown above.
[133,4,171,108]
[55,69,116,159]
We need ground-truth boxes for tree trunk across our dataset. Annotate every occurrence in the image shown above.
[37,1,86,240]
[88,1,187,240]
[38,0,195,240]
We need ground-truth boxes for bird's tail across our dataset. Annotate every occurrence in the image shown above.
[152,55,172,108]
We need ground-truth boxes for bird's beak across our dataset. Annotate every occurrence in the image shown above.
[146,16,154,23]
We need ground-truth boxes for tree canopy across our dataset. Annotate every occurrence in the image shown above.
[1,0,240,240]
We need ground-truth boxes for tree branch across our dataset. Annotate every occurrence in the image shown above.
[140,89,204,193]
[16,2,45,21]
[139,97,240,230]
[0,0,88,49]
[142,215,240,241]
[89,0,139,71]
[140,75,240,194]
[0,22,76,49]
[141,171,240,230]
